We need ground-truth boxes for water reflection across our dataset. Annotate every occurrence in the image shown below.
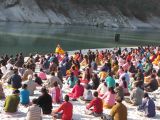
[0,22,160,56]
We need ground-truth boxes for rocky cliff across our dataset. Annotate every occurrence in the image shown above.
[0,0,160,28]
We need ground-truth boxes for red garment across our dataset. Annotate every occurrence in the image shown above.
[86,97,103,114]
[68,84,84,99]
[55,102,73,120]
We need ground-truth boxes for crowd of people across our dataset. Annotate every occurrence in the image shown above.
[0,45,160,120]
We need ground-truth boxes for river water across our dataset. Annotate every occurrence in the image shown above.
[0,22,160,56]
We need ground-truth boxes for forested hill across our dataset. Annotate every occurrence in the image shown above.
[0,0,160,28]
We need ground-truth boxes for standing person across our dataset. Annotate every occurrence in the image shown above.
[138,93,156,117]
[52,95,73,120]
[26,99,42,120]
[109,95,127,120]
[37,87,52,114]
[8,69,22,89]
[4,90,20,113]
[20,84,30,105]
[86,91,103,116]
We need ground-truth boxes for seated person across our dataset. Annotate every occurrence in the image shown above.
[119,77,130,96]
[67,72,78,88]
[89,73,100,90]
[127,82,144,106]
[101,87,116,109]
[68,80,84,100]
[34,74,43,86]
[137,93,156,118]
[26,99,42,120]
[24,75,37,96]
[80,85,93,102]
[97,81,108,97]
[105,72,116,88]
[0,82,5,99]
[110,95,127,120]
[37,87,52,114]
[52,95,73,120]
[49,82,62,104]
[114,83,124,100]
[20,84,30,105]
[4,90,20,113]
[144,74,158,92]
[86,91,103,116]
[38,68,47,80]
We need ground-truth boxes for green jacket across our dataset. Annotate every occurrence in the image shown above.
[4,94,20,113]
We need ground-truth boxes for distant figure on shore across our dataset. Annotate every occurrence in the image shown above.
[55,44,65,55]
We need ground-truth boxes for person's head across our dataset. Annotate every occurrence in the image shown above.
[13,69,18,74]
[116,83,119,87]
[144,92,149,99]
[32,98,38,105]
[108,72,113,77]
[40,87,48,95]
[108,87,115,94]
[51,71,55,76]
[151,74,156,79]
[53,81,58,87]
[115,95,123,103]
[93,91,98,98]
[77,80,81,85]
[28,75,33,80]
[13,89,20,95]
[26,65,30,69]
[64,95,69,102]
[34,73,38,77]
[22,84,27,89]
[40,68,43,72]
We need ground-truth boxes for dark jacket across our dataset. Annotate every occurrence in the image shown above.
[37,93,52,114]
[8,74,22,89]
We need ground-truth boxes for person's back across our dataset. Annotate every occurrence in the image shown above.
[20,89,30,105]
[67,76,77,88]
[9,73,22,89]
[130,87,144,105]
[25,80,36,96]
[138,93,156,117]
[146,98,156,117]
[4,90,20,113]
[26,99,42,120]
[110,102,127,120]
[50,82,62,103]
[106,76,115,88]
[38,71,47,80]
[37,88,52,114]
[149,78,158,91]
[86,91,103,114]
[102,90,116,108]
[72,84,84,99]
